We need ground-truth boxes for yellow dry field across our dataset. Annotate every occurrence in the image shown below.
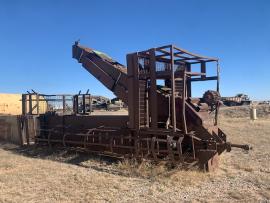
[0,94,22,115]
[0,93,48,115]
[0,105,270,202]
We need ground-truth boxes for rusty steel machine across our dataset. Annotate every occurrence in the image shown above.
[33,42,250,171]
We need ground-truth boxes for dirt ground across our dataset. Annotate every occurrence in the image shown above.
[0,105,269,202]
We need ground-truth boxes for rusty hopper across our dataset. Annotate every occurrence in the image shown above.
[33,42,250,172]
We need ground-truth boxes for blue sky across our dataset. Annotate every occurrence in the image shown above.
[0,0,269,100]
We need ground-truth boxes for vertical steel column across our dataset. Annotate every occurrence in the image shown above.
[36,94,39,115]
[186,63,192,97]
[170,46,176,132]
[215,60,220,126]
[73,95,78,114]
[89,95,92,114]
[22,94,26,115]
[63,95,66,114]
[216,61,220,93]
[201,62,206,79]
[82,94,86,114]
[127,53,139,130]
[149,49,158,128]
[29,94,32,115]
[145,88,149,127]
[46,96,49,113]
[182,70,188,134]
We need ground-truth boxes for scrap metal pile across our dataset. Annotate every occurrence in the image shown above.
[221,94,251,106]
[31,42,250,171]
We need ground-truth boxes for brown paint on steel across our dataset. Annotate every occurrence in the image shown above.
[22,42,251,172]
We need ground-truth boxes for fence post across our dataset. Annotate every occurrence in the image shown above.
[250,103,257,120]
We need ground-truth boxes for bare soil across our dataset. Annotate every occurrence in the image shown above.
[0,105,269,202]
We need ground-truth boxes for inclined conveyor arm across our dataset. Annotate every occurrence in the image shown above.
[72,41,128,104]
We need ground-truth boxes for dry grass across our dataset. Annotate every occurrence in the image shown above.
[0,94,21,115]
[0,105,270,202]
[219,104,270,118]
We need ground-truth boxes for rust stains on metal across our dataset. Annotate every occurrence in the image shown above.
[22,42,250,172]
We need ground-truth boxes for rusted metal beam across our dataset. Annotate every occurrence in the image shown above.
[170,45,176,132]
[201,62,206,79]
[186,63,192,97]
[190,76,218,82]
[149,49,158,128]
[182,70,188,134]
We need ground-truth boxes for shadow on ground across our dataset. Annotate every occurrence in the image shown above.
[0,141,125,174]
[0,141,179,178]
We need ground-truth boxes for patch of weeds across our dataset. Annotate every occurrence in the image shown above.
[228,191,245,200]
